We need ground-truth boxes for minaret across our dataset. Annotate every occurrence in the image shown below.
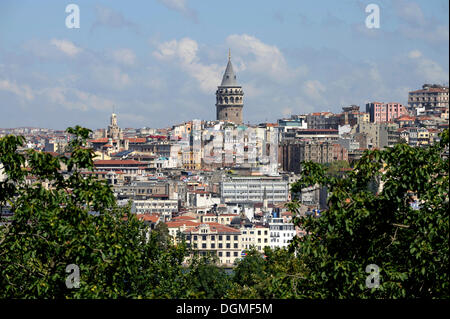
[215,50,244,124]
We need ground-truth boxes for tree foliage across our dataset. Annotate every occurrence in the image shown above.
[0,126,186,298]
[287,129,449,298]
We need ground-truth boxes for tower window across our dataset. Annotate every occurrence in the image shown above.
[225,113,228,117]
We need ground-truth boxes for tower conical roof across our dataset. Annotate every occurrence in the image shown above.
[220,55,238,87]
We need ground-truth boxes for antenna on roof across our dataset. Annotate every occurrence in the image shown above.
[228,48,231,61]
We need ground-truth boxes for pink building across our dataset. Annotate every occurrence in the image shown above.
[366,102,408,123]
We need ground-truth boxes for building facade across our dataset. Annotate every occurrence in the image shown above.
[408,84,449,115]
[220,175,289,204]
[366,102,408,123]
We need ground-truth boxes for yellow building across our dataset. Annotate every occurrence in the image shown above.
[184,223,241,266]
[240,225,270,253]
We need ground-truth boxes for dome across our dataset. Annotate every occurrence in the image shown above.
[230,216,241,225]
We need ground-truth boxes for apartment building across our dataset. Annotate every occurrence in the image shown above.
[220,175,289,204]
[116,180,172,200]
[280,140,348,173]
[281,128,339,143]
[200,213,238,225]
[306,112,340,130]
[366,102,408,123]
[240,225,270,252]
[183,223,242,266]
[131,199,178,220]
[408,84,449,115]
[268,211,296,249]
[93,159,149,175]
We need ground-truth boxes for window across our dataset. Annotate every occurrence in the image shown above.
[219,243,223,248]
[234,252,238,257]
[219,235,223,241]
[193,235,197,241]
[202,235,207,241]
[226,243,231,249]
[234,243,238,249]
[202,243,207,249]
[234,235,238,240]
[226,235,230,241]
[226,252,230,257]
[211,243,215,249]
[218,252,222,257]
[211,235,215,241]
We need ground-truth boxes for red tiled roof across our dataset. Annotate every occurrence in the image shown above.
[136,214,159,223]
[417,116,432,121]
[205,222,240,233]
[94,160,145,165]
[166,220,200,228]
[126,138,146,143]
[396,115,415,121]
[410,87,449,93]
[89,138,109,143]
[173,215,197,221]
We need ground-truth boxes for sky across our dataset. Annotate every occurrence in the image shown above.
[0,0,448,130]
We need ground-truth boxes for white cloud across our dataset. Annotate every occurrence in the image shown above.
[91,5,136,31]
[408,50,448,83]
[152,34,308,95]
[408,50,422,59]
[156,0,198,22]
[91,65,131,89]
[50,39,82,57]
[42,87,114,112]
[111,48,136,66]
[394,0,449,45]
[395,0,426,27]
[153,37,222,93]
[225,34,306,82]
[302,80,326,103]
[0,79,34,101]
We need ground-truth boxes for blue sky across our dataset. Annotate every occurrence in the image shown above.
[0,0,448,129]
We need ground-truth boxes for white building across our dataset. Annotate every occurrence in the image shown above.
[220,175,289,204]
[120,199,178,221]
[186,190,221,213]
[268,211,296,249]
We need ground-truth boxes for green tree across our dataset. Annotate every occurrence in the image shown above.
[184,253,231,299]
[228,247,304,299]
[0,126,188,298]
[325,160,351,177]
[288,129,449,298]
